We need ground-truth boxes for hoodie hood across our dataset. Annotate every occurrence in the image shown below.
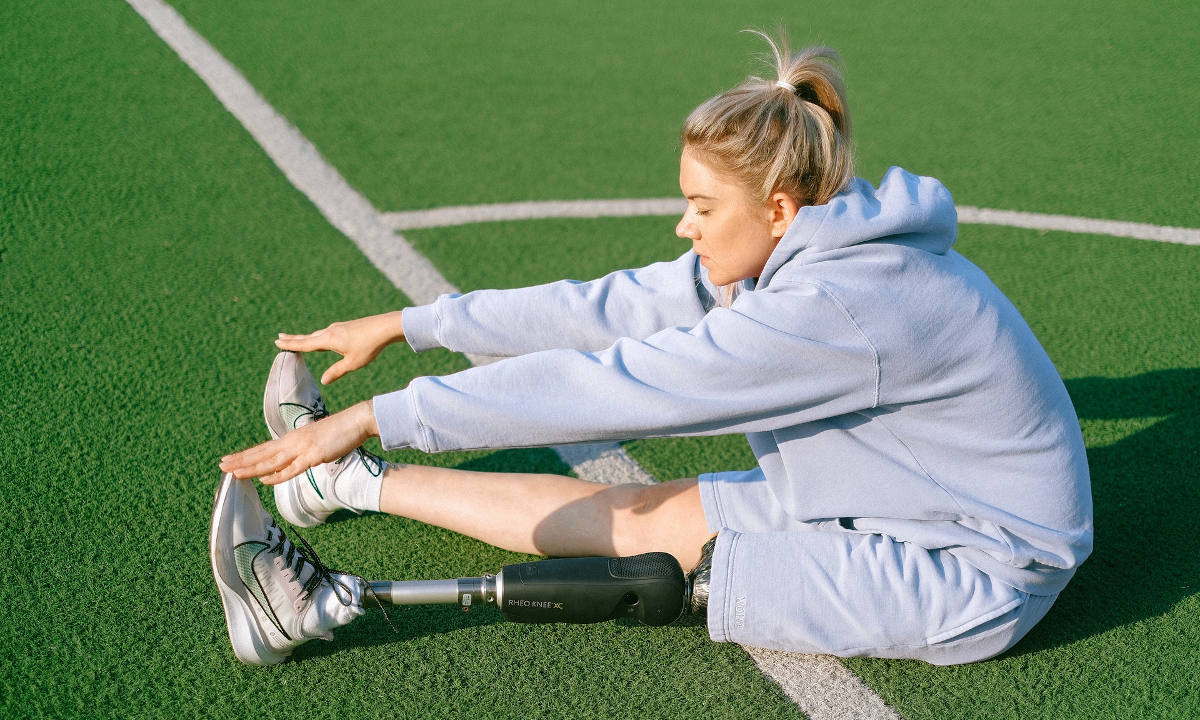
[758,166,958,287]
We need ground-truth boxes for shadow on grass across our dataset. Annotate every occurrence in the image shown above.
[452,447,573,476]
[292,604,502,661]
[294,596,704,662]
[1004,367,1200,656]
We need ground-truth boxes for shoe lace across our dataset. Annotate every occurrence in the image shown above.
[267,521,354,604]
[267,521,398,633]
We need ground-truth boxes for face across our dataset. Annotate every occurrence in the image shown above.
[676,148,800,287]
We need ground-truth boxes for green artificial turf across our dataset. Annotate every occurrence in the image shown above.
[170,0,1200,227]
[0,2,798,717]
[6,0,1200,717]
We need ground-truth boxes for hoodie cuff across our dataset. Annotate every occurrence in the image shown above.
[401,305,442,353]
[373,388,425,451]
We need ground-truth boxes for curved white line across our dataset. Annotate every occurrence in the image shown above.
[382,199,686,231]
[122,0,648,481]
[384,199,1200,246]
[955,206,1200,245]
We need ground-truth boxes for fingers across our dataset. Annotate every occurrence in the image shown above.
[220,440,279,473]
[222,446,307,484]
[260,458,307,486]
[239,450,296,480]
[275,329,328,352]
[220,432,315,481]
[220,406,370,484]
[220,441,292,480]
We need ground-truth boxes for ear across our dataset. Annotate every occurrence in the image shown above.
[767,192,802,241]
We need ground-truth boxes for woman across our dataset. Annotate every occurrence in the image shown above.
[214,32,1092,667]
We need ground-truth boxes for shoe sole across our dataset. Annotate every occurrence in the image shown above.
[210,472,289,666]
[262,351,291,442]
[262,352,326,527]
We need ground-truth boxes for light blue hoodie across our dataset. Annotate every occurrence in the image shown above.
[375,167,1093,596]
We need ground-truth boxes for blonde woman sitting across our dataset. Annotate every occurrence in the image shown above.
[215,32,1091,667]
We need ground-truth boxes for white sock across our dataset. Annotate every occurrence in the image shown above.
[303,574,365,639]
[333,453,385,513]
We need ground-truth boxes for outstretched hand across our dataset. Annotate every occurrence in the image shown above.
[275,311,406,384]
[219,401,379,485]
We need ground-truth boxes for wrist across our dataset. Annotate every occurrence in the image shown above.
[379,310,406,345]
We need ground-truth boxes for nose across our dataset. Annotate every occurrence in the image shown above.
[676,214,698,241]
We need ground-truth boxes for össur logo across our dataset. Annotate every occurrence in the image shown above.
[507,599,564,610]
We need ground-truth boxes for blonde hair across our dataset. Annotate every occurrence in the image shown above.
[682,30,853,208]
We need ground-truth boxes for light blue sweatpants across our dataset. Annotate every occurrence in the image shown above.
[698,469,1058,665]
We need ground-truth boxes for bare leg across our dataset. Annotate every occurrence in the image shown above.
[379,464,712,570]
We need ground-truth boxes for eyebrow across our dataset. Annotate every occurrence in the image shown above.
[686,194,717,201]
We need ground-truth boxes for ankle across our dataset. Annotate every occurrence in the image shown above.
[333,454,386,513]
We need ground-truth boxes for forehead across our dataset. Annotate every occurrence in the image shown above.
[679,148,743,200]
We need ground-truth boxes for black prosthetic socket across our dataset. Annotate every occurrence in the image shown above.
[684,535,718,623]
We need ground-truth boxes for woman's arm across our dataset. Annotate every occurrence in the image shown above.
[275,252,711,383]
[402,251,712,358]
[220,280,876,484]
[376,281,879,452]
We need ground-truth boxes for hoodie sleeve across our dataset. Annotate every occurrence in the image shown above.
[375,280,879,452]
[400,251,714,357]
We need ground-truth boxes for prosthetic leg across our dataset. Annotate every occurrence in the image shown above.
[369,550,707,627]
[213,471,716,665]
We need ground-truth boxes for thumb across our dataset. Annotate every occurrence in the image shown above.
[321,358,353,385]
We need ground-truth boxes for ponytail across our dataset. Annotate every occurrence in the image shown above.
[681,29,853,207]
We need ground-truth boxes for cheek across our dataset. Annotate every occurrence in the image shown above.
[701,216,730,251]
[710,218,752,261]
[708,215,775,278]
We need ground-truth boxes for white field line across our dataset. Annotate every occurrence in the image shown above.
[746,648,904,720]
[382,199,687,230]
[132,0,455,310]
[385,199,1200,246]
[552,442,656,485]
[956,206,1200,245]
[126,1,891,716]
[122,0,650,485]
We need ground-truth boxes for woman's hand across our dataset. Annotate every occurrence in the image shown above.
[275,311,406,384]
[219,401,380,485]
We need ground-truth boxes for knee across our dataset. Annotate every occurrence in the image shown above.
[624,483,665,516]
[607,479,704,557]
[613,479,690,519]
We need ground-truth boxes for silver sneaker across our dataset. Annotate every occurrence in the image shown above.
[210,472,365,665]
[263,351,384,527]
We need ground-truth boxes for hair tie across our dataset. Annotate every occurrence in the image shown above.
[776,79,797,92]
